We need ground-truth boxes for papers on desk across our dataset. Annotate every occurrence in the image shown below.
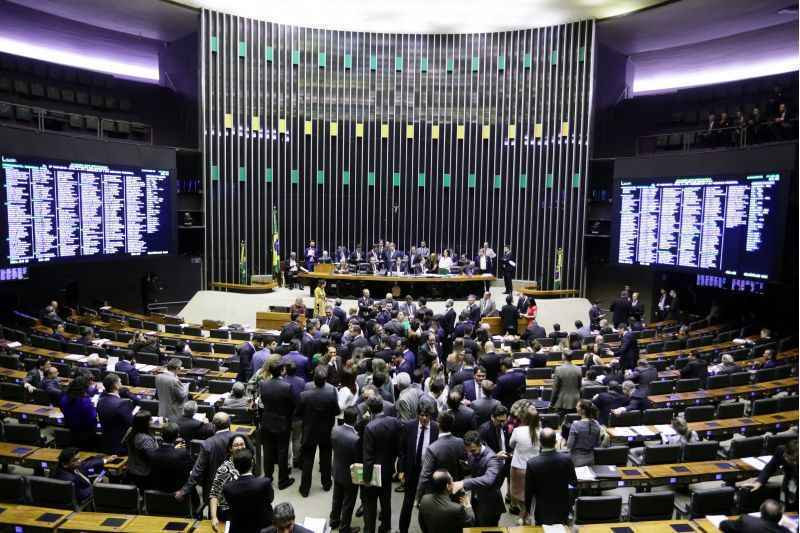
[654,424,678,436]
[132,406,141,416]
[303,518,327,533]
[350,463,382,487]
[6,341,21,348]
[92,338,111,346]
[135,364,157,373]
[612,427,637,437]
[65,354,88,362]
[513,358,530,368]
[632,425,656,436]
[193,413,209,423]
[542,526,566,533]
[106,356,118,372]
[575,466,596,481]
[99,306,111,311]
[202,393,227,404]
[758,455,773,464]
[705,515,726,528]
[481,273,493,277]
[741,456,769,471]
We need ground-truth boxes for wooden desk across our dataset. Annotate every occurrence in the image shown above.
[23,448,99,470]
[648,377,798,408]
[0,442,38,466]
[12,403,63,425]
[578,520,701,532]
[211,281,277,293]
[0,400,25,416]
[58,511,135,531]
[256,311,292,330]
[694,512,799,533]
[194,520,226,533]
[298,271,495,298]
[122,515,194,532]
[518,287,578,298]
[0,503,71,529]
[480,317,529,336]
[0,367,26,383]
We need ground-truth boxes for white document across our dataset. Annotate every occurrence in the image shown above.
[612,427,637,437]
[513,358,530,368]
[705,515,726,528]
[65,354,86,361]
[741,456,767,471]
[654,424,678,436]
[106,356,118,372]
[542,526,566,533]
[99,306,111,311]
[92,338,110,346]
[632,425,656,436]
[193,413,209,423]
[508,261,516,267]
[575,466,596,481]
[6,341,21,348]
[758,455,774,464]
[132,406,141,416]
[203,393,224,404]
[303,518,327,533]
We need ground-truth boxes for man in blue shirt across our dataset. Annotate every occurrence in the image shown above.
[281,339,310,381]
[251,335,271,375]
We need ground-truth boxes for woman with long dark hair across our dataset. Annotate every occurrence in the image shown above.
[209,433,256,531]
[60,374,99,450]
[123,409,157,491]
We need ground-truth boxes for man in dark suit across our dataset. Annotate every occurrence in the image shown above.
[176,401,214,442]
[450,431,506,526]
[148,422,193,493]
[499,295,520,335]
[176,412,233,504]
[524,320,547,341]
[610,290,631,329]
[461,366,487,402]
[417,333,442,369]
[280,313,303,344]
[720,499,791,533]
[330,407,361,533]
[495,358,525,408]
[477,405,510,456]
[522,428,577,525]
[296,366,340,496]
[115,352,140,387]
[591,381,628,426]
[614,324,639,370]
[97,373,135,455]
[398,403,439,533]
[418,470,474,533]
[446,390,476,438]
[500,245,515,294]
[612,380,651,416]
[630,359,658,393]
[223,449,274,533]
[449,354,476,389]
[358,289,375,318]
[264,502,314,533]
[236,337,259,383]
[629,292,645,321]
[260,357,296,490]
[679,352,709,386]
[516,292,530,314]
[441,300,457,338]
[471,381,500,426]
[417,412,466,496]
[362,396,403,533]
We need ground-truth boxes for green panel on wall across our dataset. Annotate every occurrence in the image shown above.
[238,166,247,182]
[497,54,506,70]
[417,172,425,187]
[471,56,480,72]
[265,46,273,61]
[519,173,528,189]
[343,53,352,69]
[392,171,401,187]
[342,170,351,185]
[468,173,476,188]
[210,165,219,181]
[210,36,218,53]
[545,173,554,188]
[369,55,378,70]
[316,170,325,185]
[367,171,376,186]
[291,169,300,184]
[442,173,451,188]
[493,174,502,189]
[572,173,581,188]
[291,50,301,65]
[522,52,531,68]
[420,57,428,72]
[265,167,273,183]
[578,46,585,62]
[238,41,247,57]
[446,58,454,72]
[550,50,558,65]
[395,56,404,71]
[318,52,327,67]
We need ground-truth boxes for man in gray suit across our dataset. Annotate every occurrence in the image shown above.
[418,470,474,533]
[470,380,500,426]
[417,412,466,497]
[451,430,506,526]
[479,292,497,318]
[155,358,188,420]
[399,295,417,320]
[330,407,360,533]
[551,352,582,414]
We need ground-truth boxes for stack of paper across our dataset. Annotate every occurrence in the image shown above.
[612,427,637,437]
[202,393,225,404]
[632,426,656,436]
[5,341,21,348]
[542,526,566,533]
[65,354,88,362]
[513,358,530,368]
[575,466,596,481]
[741,457,768,471]
[106,356,118,372]
[303,518,327,533]
[654,424,677,436]
[350,463,382,487]
[92,338,111,346]
[705,515,726,528]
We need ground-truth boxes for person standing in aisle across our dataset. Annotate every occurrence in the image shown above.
[501,245,516,295]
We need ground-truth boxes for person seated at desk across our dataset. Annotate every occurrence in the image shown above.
[437,250,453,274]
[148,422,193,494]
[720,499,792,533]
[51,447,99,505]
[115,351,140,387]
[714,353,740,375]
[334,256,350,274]
[23,357,51,393]
[334,246,349,264]
[222,382,251,410]
[263,502,312,533]
[349,245,364,264]
[319,250,333,264]
[42,365,62,404]
[387,256,408,276]
[290,297,307,318]
[462,261,477,275]
[410,252,428,275]
[761,349,781,369]
[51,323,68,343]
[176,401,214,442]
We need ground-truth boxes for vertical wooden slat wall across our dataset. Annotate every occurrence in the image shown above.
[201,12,595,292]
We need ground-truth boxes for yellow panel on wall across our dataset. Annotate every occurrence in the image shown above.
[224,113,233,129]
[508,124,516,139]
[355,123,364,137]
[304,120,313,135]
[251,116,260,130]
[482,124,490,140]
[457,124,465,140]
[278,118,287,133]
[406,124,414,139]
[534,123,543,138]
[330,121,338,136]
[561,121,569,136]
[431,124,440,140]
[381,123,389,138]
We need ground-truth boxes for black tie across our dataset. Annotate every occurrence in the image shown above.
[415,425,426,469]
[497,426,503,451]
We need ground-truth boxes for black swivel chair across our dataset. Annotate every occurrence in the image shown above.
[628,492,675,521]
[593,446,629,466]
[683,405,715,422]
[751,398,780,416]
[574,496,623,524]
[727,436,764,458]
[93,483,140,514]
[642,444,682,465]
[29,475,91,510]
[0,473,26,503]
[681,487,736,518]
[682,441,719,462]
[144,490,193,517]
[717,402,746,419]
[642,408,674,425]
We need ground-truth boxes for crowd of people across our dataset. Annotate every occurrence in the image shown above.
[695,100,793,149]
[8,287,797,532]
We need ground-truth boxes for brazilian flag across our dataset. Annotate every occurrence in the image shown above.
[239,240,247,284]
[272,207,280,274]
